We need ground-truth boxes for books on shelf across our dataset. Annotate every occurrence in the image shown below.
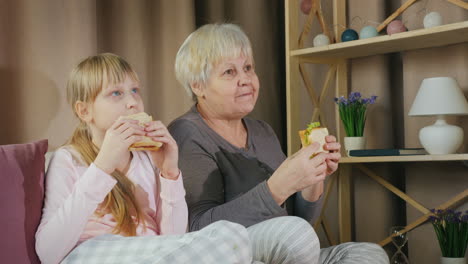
[348,148,427,157]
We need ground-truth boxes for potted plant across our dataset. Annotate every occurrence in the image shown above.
[334,92,377,155]
[429,209,468,264]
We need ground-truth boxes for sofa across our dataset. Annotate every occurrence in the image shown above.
[0,139,48,264]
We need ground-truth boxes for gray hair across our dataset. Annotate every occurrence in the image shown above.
[174,23,253,101]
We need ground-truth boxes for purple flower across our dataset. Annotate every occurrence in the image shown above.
[334,92,377,137]
[462,214,468,222]
[430,208,468,257]
[339,96,347,104]
[348,92,361,103]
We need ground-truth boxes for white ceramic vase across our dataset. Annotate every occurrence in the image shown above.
[441,257,466,264]
[344,136,366,156]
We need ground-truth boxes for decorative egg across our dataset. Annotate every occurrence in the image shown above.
[387,20,407,35]
[313,34,330,47]
[423,12,442,28]
[359,26,378,39]
[300,0,312,15]
[341,29,359,42]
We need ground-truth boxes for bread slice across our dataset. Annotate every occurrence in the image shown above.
[299,125,329,153]
[119,112,163,151]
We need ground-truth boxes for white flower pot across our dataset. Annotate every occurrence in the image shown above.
[344,136,366,156]
[441,257,467,264]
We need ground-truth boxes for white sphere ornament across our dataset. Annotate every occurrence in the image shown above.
[313,34,330,47]
[359,26,378,39]
[423,12,443,28]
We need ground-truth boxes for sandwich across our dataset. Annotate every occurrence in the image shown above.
[298,122,329,154]
[119,112,163,151]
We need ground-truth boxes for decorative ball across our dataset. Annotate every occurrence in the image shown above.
[387,20,407,35]
[423,12,442,28]
[300,0,312,15]
[313,34,330,47]
[359,26,378,39]
[341,29,359,42]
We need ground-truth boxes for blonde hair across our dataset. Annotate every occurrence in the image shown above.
[66,53,144,236]
[174,23,253,101]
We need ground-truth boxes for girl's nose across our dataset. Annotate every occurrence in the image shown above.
[126,96,138,109]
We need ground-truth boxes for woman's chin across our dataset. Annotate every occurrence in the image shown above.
[233,105,255,118]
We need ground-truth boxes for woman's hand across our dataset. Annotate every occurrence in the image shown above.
[299,136,342,202]
[94,119,145,174]
[267,143,328,205]
[144,121,180,180]
[323,135,341,176]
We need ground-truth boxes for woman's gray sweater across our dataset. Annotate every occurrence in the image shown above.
[168,106,323,231]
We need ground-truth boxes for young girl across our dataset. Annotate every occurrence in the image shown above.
[35,53,255,264]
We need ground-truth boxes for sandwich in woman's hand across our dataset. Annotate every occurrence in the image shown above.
[119,112,163,151]
[298,122,329,154]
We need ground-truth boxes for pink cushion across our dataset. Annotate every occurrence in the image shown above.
[0,139,48,264]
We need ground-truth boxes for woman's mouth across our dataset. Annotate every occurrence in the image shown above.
[238,92,253,98]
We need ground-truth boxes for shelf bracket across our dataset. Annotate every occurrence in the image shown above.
[377,0,420,32]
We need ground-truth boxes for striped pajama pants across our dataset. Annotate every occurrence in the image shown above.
[62,216,389,264]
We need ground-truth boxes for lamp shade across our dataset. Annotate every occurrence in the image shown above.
[408,77,468,116]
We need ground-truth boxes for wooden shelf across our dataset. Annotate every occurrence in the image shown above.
[340,153,468,163]
[291,21,468,63]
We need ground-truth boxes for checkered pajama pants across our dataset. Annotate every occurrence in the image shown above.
[247,216,389,264]
[62,216,319,264]
[62,216,388,264]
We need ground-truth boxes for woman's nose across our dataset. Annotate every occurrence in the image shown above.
[238,71,252,86]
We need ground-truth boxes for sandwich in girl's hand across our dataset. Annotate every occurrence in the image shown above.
[119,112,163,151]
[299,122,329,154]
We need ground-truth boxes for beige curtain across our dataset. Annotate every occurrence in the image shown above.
[0,0,285,150]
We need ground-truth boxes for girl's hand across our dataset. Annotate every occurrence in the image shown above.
[95,119,145,174]
[267,143,328,205]
[323,135,341,176]
[144,121,180,180]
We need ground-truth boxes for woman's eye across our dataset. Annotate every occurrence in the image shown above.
[111,91,122,96]
[244,65,252,71]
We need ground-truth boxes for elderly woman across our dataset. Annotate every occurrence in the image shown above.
[169,23,389,264]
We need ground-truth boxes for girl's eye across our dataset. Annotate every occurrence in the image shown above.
[244,65,252,71]
[111,91,122,96]
[131,88,139,94]
[224,69,234,75]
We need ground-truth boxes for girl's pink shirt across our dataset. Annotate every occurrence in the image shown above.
[35,147,188,264]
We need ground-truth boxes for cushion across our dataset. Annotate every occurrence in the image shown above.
[0,139,48,264]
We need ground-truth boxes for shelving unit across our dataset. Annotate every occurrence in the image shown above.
[341,153,468,163]
[285,0,468,249]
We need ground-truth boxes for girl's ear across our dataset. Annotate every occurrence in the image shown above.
[75,101,93,123]
[190,82,204,98]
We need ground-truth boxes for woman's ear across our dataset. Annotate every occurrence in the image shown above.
[191,82,204,99]
[75,101,92,123]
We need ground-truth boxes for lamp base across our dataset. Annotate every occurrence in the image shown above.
[419,118,463,155]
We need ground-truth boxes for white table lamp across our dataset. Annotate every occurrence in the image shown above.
[408,77,468,154]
